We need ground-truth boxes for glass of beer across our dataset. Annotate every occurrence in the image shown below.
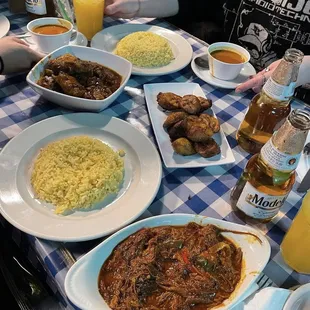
[281,191,310,274]
[73,0,105,41]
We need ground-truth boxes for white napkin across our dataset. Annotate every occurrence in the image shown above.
[232,287,291,310]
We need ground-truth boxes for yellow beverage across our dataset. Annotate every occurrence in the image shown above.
[73,0,105,40]
[281,191,310,273]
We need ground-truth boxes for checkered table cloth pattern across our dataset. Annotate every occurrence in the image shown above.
[1,2,309,309]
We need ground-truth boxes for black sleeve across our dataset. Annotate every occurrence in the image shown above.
[168,0,225,24]
[0,56,4,75]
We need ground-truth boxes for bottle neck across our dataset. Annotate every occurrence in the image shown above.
[271,118,308,154]
[262,49,303,101]
[273,48,304,86]
[259,109,310,173]
[271,60,299,86]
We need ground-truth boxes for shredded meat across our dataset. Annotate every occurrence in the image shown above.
[98,222,243,310]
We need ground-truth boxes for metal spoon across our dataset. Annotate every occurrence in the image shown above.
[194,54,209,70]
[70,29,78,42]
[14,30,77,41]
[15,33,32,39]
[304,142,310,155]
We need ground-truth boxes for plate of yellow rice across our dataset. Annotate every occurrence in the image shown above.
[91,24,193,76]
[0,113,162,241]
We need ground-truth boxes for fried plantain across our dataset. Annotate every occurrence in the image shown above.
[163,112,188,129]
[172,138,196,156]
[183,115,214,142]
[199,114,220,133]
[198,97,213,112]
[168,120,186,141]
[157,92,182,110]
[180,95,201,115]
[194,139,221,158]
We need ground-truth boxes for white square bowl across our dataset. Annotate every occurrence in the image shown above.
[26,45,132,112]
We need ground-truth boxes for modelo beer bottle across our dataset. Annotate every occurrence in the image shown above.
[231,109,310,223]
[237,49,304,154]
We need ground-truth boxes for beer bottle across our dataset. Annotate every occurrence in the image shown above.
[25,0,56,20]
[8,0,26,13]
[231,109,310,223]
[237,48,304,154]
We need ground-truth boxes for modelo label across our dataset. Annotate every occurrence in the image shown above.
[25,0,47,15]
[263,77,296,101]
[236,182,288,219]
[261,139,301,171]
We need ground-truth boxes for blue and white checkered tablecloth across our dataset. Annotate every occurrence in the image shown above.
[1,1,310,309]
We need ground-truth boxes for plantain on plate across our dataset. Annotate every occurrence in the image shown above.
[158,92,221,158]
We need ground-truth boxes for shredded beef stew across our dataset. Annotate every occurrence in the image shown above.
[98,222,243,310]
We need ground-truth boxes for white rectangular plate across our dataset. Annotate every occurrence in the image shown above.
[144,83,235,168]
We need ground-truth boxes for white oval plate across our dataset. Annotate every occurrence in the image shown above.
[0,15,10,38]
[0,113,162,242]
[144,82,235,168]
[192,53,256,89]
[65,214,271,310]
[91,24,193,76]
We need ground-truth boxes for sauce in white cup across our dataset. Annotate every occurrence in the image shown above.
[207,42,250,81]
[27,18,73,54]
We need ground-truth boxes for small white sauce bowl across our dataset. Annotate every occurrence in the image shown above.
[208,42,250,81]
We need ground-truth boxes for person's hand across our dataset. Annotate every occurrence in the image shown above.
[0,37,44,75]
[235,60,281,93]
[105,0,140,18]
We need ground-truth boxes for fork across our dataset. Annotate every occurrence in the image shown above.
[304,142,310,155]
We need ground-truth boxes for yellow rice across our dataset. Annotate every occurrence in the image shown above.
[115,31,174,67]
[31,136,124,215]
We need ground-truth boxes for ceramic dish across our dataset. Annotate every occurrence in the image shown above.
[283,283,310,310]
[191,53,256,89]
[24,31,87,53]
[65,214,271,310]
[91,24,193,76]
[0,15,10,38]
[144,82,235,168]
[26,45,132,112]
[0,113,162,241]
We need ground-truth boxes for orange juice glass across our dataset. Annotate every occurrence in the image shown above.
[73,0,105,40]
[281,191,310,274]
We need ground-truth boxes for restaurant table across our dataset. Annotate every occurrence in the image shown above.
[1,1,310,309]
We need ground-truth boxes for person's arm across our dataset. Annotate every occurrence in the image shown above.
[235,56,310,94]
[138,0,179,17]
[296,56,310,87]
[0,37,43,75]
[105,0,179,18]
[105,0,219,20]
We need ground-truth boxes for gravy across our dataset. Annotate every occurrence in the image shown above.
[211,49,245,64]
[32,24,69,35]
